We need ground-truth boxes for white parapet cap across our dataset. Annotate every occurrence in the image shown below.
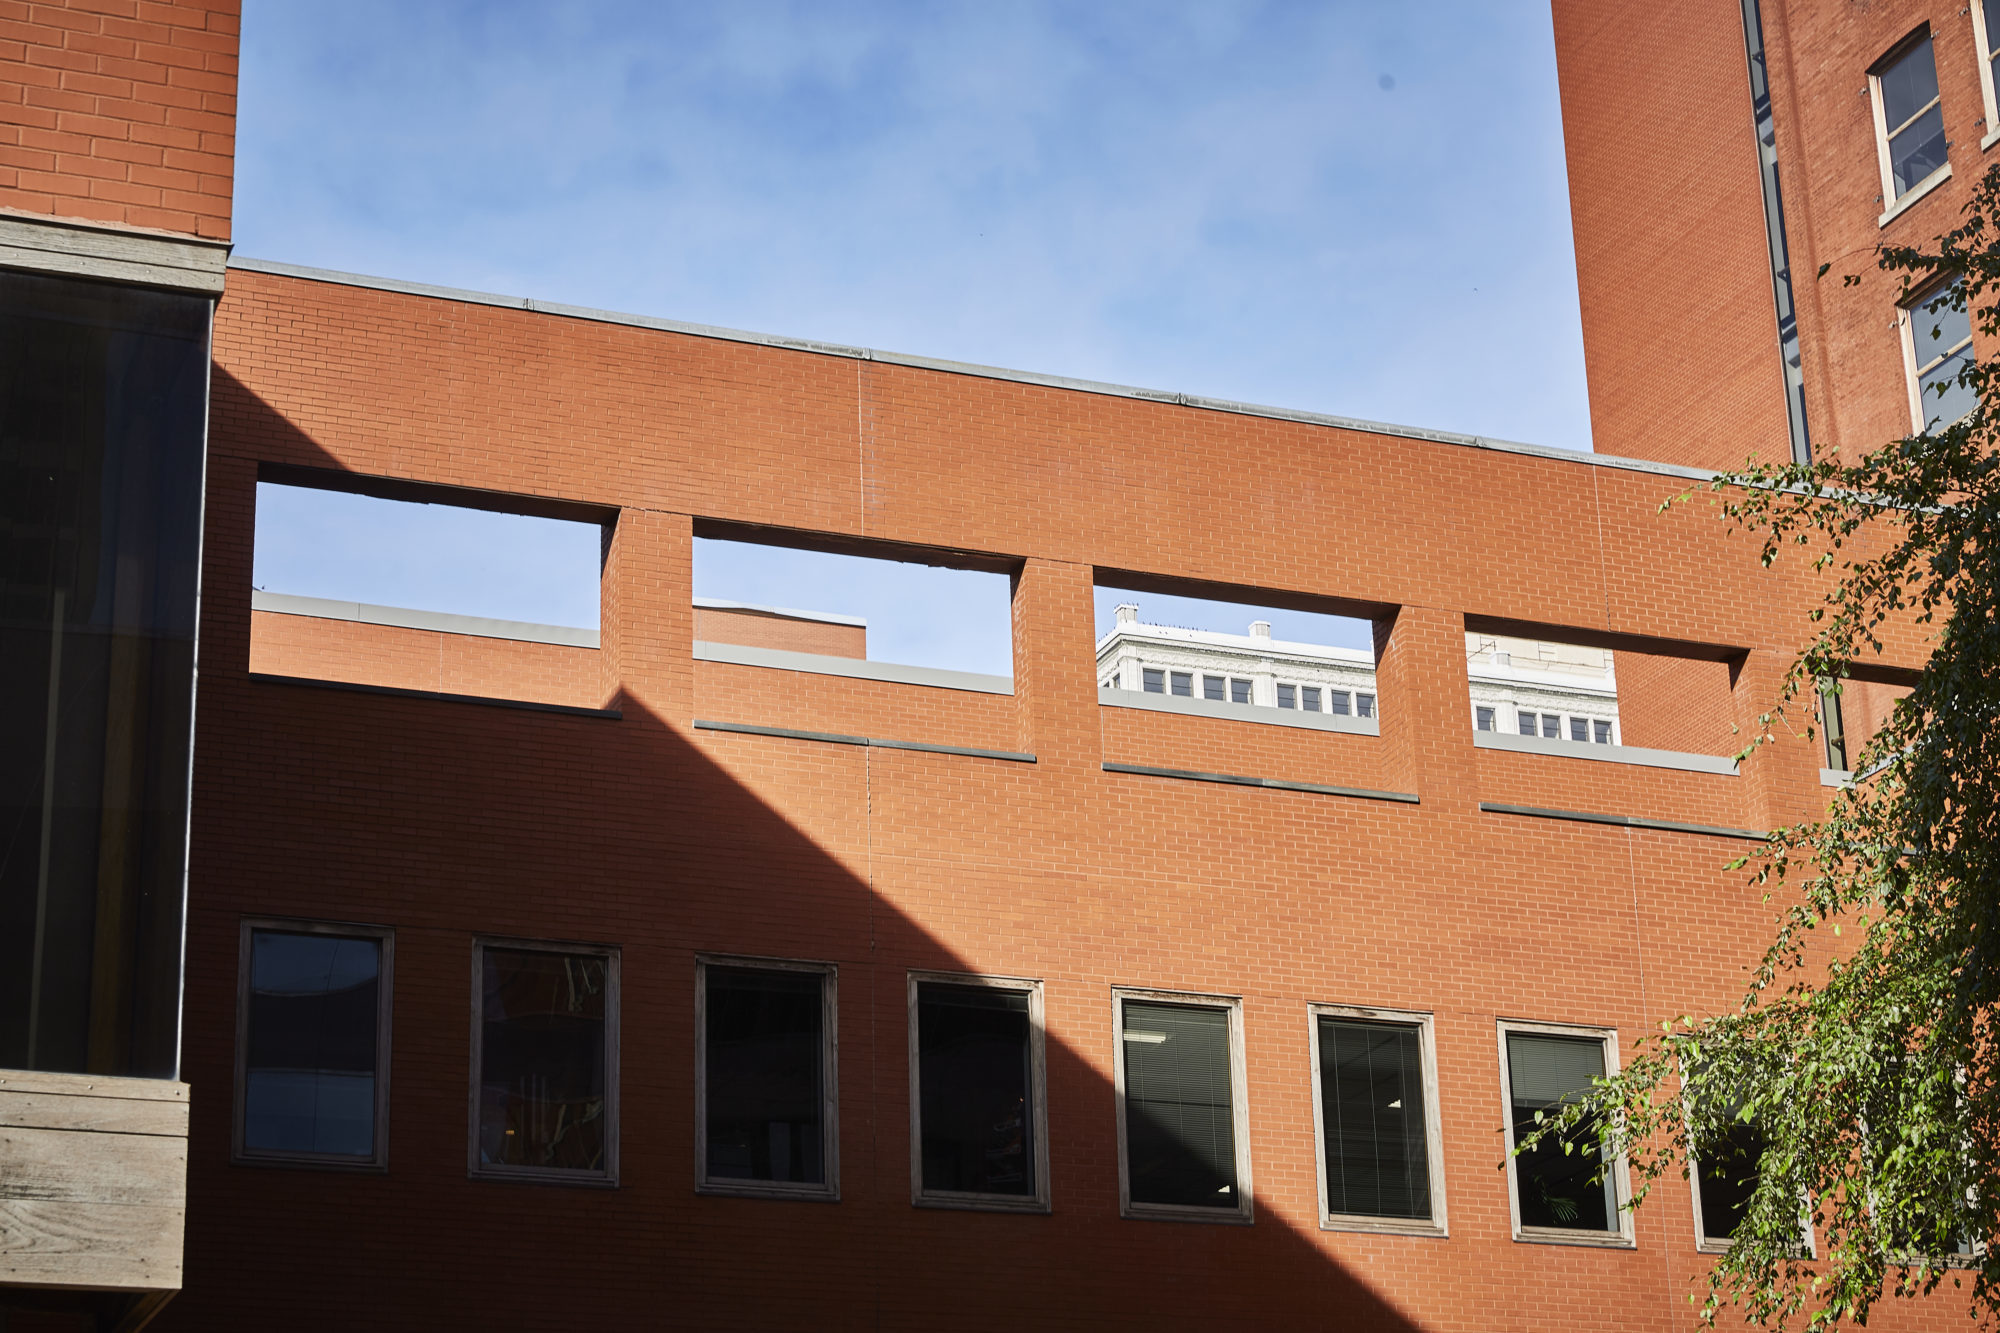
[1094,620,1374,665]
[692,596,867,628]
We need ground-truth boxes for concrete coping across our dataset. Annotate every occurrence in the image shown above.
[1099,687,1381,736]
[1473,729,1738,776]
[693,640,1014,695]
[252,590,600,648]
[1,210,230,295]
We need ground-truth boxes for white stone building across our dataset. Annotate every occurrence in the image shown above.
[1095,605,1620,744]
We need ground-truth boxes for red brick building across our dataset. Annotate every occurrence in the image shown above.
[0,1,1981,1329]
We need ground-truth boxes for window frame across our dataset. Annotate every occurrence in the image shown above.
[905,970,1051,1214]
[1869,29,1952,220]
[694,952,840,1202]
[1307,1003,1448,1238]
[233,917,395,1172]
[1687,1114,1817,1257]
[1974,0,2000,152]
[467,934,621,1188]
[1899,281,1977,431]
[1110,986,1254,1226]
[1495,1018,1635,1248]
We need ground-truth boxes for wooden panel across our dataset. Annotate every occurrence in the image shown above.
[0,1075,186,1104]
[0,1200,184,1290]
[0,1128,187,1208]
[0,1095,188,1138]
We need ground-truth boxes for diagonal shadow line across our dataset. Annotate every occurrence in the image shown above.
[162,368,1432,1330]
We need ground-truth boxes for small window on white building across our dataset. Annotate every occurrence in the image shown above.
[1170,671,1194,698]
[1229,678,1252,706]
[1540,714,1560,739]
[1329,691,1351,716]
[1593,720,1612,745]
[1476,706,1496,732]
[1277,684,1296,709]
[1203,674,1225,702]
[1302,686,1322,712]
[1870,32,1948,206]
[1517,711,1536,737]
[1569,717,1588,743]
[1143,668,1165,694]
[1356,693,1376,719]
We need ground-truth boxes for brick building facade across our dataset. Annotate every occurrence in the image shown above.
[0,1,1983,1329]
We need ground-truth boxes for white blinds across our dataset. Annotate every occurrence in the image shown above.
[1507,1032,1605,1107]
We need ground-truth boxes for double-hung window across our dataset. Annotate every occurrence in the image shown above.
[1229,678,1253,706]
[1903,282,1978,429]
[1170,671,1194,698]
[697,956,839,1199]
[1113,988,1253,1223]
[1310,1005,1447,1235]
[1142,668,1165,694]
[470,938,618,1185]
[1871,33,1949,213]
[908,973,1049,1211]
[234,920,393,1169]
[1691,1111,1766,1252]
[1498,1020,1632,1245]
[1202,674,1225,702]
[1475,706,1496,732]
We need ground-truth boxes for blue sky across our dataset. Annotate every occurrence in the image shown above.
[238,1,1586,674]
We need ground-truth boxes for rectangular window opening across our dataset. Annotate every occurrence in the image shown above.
[470,938,618,1185]
[1500,1023,1627,1244]
[235,921,392,1169]
[1871,33,1947,203]
[697,957,838,1200]
[909,974,1048,1211]
[1903,283,1978,431]
[1693,1115,1765,1249]
[1094,581,1380,731]
[1312,1007,1445,1235]
[252,475,609,708]
[1470,630,1740,759]
[693,532,1013,691]
[1114,989,1252,1224]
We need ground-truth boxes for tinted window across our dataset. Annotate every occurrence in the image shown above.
[916,983,1035,1197]
[476,947,611,1174]
[1881,37,1946,196]
[1696,1118,1763,1242]
[705,965,827,1185]
[1122,1000,1237,1209]
[1318,1018,1431,1220]
[243,931,381,1158]
[1508,1032,1615,1232]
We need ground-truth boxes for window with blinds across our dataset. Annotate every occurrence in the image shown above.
[1119,997,1245,1216]
[701,962,834,1195]
[1317,1017,1432,1222]
[914,980,1040,1205]
[1506,1030,1617,1234]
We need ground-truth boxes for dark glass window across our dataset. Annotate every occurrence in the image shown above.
[1569,717,1588,743]
[242,929,383,1160]
[1318,1018,1431,1220]
[475,945,612,1176]
[1170,670,1193,698]
[1277,683,1296,709]
[1507,1031,1616,1232]
[1820,688,1849,771]
[1121,999,1238,1210]
[1142,668,1165,694]
[1541,714,1561,739]
[1518,711,1536,736]
[1,271,211,1079]
[1202,674,1225,701]
[1695,1118,1764,1243]
[1879,36,1946,198]
[1229,678,1252,706]
[1594,719,1613,745]
[1330,691,1352,716]
[1910,285,1977,427]
[1302,686,1322,712]
[704,965,828,1187]
[915,982,1035,1199]
[1357,692,1376,718]
[1476,706,1496,732]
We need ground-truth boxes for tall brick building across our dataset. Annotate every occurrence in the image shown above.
[0,1,1979,1328]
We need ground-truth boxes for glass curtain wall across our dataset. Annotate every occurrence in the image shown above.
[0,270,210,1078]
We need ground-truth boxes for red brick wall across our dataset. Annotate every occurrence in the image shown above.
[0,0,237,239]
[694,603,866,659]
[249,609,608,710]
[161,268,1968,1330]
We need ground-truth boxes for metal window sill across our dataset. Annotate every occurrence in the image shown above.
[1099,686,1379,735]
[1879,163,1953,228]
[1473,729,1737,775]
